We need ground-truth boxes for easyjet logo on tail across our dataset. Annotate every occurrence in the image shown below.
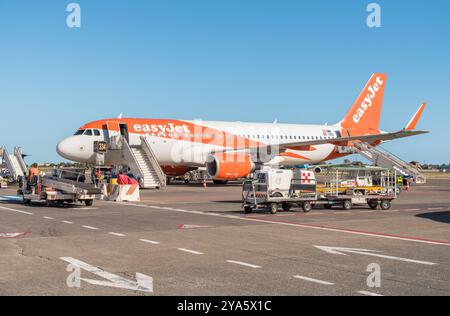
[353,76,384,124]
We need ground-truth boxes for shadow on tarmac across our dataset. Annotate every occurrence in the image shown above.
[416,211,450,224]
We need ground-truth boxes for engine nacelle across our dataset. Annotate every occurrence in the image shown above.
[206,153,255,180]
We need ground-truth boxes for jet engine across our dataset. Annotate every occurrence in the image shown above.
[206,153,255,180]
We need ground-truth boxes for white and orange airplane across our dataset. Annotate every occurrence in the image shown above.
[57,73,428,181]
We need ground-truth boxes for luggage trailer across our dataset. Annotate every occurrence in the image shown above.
[18,170,100,207]
[242,167,397,214]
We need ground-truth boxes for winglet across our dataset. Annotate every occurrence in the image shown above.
[405,103,427,131]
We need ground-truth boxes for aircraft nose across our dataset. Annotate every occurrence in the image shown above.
[56,138,73,160]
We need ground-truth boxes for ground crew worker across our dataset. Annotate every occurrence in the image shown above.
[27,163,39,194]
[28,163,39,182]
[95,168,102,186]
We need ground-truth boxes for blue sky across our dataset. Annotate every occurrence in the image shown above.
[0,0,449,164]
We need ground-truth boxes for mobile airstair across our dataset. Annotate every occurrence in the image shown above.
[121,136,166,189]
[1,146,27,181]
[354,142,426,184]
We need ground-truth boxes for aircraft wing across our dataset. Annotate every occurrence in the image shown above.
[278,129,429,148]
[211,129,429,154]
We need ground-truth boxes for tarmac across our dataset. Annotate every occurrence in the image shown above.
[0,179,449,296]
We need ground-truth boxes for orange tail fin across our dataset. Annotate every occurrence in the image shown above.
[341,73,387,135]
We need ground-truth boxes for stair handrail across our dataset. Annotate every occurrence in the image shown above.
[354,141,426,183]
[371,145,423,175]
[140,135,167,188]
[2,147,19,180]
[14,147,28,175]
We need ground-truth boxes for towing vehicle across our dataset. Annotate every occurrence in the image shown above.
[17,169,100,207]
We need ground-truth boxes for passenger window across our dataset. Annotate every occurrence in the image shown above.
[84,130,93,136]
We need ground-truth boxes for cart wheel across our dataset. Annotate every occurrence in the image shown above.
[24,199,31,205]
[282,202,291,212]
[368,200,379,209]
[324,204,332,210]
[243,206,253,214]
[85,200,94,207]
[269,203,278,214]
[343,200,352,210]
[302,202,312,213]
[380,200,391,210]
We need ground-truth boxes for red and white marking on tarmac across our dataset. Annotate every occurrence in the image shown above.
[0,232,28,239]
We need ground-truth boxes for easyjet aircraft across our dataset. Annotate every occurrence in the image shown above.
[57,73,428,181]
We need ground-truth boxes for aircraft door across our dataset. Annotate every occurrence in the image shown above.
[119,123,129,143]
[106,121,121,139]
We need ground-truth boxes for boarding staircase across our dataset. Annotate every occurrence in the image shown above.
[353,142,426,184]
[1,146,27,181]
[121,136,166,189]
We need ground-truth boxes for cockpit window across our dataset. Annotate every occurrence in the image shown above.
[74,129,101,136]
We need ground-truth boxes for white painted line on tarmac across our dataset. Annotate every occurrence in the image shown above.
[140,239,160,245]
[357,290,384,296]
[406,209,420,211]
[315,246,437,266]
[223,215,240,219]
[0,205,33,215]
[62,221,74,224]
[43,216,54,220]
[427,207,443,210]
[359,210,374,213]
[109,232,126,237]
[334,211,351,215]
[226,260,261,269]
[293,275,334,285]
[82,225,99,230]
[178,248,204,255]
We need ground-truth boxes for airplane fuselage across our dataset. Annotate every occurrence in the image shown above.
[57,118,347,171]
